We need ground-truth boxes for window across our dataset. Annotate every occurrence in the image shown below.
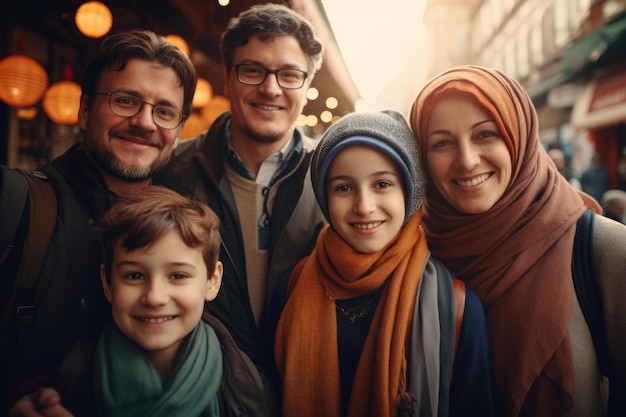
[542,5,556,57]
[516,38,530,78]
[528,26,543,68]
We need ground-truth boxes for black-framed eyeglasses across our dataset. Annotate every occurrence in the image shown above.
[94,91,185,129]
[232,64,308,89]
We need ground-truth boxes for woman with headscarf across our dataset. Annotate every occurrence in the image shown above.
[409,65,626,417]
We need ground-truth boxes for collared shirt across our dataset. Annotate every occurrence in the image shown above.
[222,121,304,252]
[224,122,300,187]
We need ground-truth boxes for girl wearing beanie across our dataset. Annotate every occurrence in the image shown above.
[273,110,497,417]
[409,65,626,417]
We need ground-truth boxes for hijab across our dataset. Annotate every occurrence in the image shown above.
[409,65,600,417]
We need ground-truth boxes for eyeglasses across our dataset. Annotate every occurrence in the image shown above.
[232,64,308,89]
[94,91,185,129]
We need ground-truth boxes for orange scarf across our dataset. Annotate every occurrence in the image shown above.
[275,213,428,417]
[409,65,601,417]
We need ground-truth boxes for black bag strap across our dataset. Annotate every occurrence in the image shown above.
[0,170,58,348]
[573,209,626,416]
[18,171,58,289]
[572,208,612,377]
[0,167,29,265]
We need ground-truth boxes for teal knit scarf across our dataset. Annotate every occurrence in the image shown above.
[94,321,222,417]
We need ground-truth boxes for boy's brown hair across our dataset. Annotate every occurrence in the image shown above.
[97,186,220,282]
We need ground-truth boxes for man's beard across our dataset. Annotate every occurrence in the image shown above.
[84,132,170,181]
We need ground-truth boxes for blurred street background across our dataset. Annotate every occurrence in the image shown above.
[1,0,625,191]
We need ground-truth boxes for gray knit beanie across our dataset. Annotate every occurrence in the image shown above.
[311,109,426,224]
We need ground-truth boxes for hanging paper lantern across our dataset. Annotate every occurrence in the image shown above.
[16,107,38,120]
[165,34,190,57]
[192,78,213,108]
[201,95,231,125]
[43,80,82,125]
[42,64,81,125]
[0,54,49,107]
[75,1,113,38]
[181,112,209,140]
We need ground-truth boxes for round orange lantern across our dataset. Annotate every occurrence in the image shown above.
[0,54,49,107]
[181,112,209,140]
[192,78,213,108]
[201,95,230,125]
[165,34,190,57]
[43,80,82,125]
[75,1,113,38]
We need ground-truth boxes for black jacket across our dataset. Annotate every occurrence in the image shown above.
[0,144,114,407]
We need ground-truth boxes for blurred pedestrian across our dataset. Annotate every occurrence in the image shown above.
[548,148,581,189]
[601,189,626,224]
[580,152,611,203]
[617,154,626,190]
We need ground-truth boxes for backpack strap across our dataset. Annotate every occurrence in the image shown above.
[0,170,58,349]
[572,209,626,416]
[18,171,58,291]
[572,208,611,377]
[0,168,29,265]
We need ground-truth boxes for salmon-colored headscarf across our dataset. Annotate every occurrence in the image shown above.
[409,65,601,417]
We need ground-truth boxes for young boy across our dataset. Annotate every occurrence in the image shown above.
[21,187,275,417]
[273,110,497,417]
[92,185,223,416]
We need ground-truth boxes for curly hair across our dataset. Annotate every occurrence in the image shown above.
[221,3,324,75]
[81,29,197,118]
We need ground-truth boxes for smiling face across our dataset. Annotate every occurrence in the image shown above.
[327,145,405,254]
[426,92,512,214]
[101,230,222,376]
[224,35,310,151]
[79,58,184,183]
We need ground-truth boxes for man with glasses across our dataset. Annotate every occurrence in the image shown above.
[93,91,186,130]
[1,30,196,415]
[156,3,326,372]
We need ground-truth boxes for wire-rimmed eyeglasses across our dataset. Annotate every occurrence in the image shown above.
[232,64,308,89]
[94,91,185,129]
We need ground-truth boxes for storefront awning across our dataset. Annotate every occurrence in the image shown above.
[529,12,626,102]
[527,70,572,100]
[562,11,626,76]
[571,68,626,130]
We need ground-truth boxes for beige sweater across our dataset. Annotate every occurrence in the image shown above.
[566,215,626,417]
